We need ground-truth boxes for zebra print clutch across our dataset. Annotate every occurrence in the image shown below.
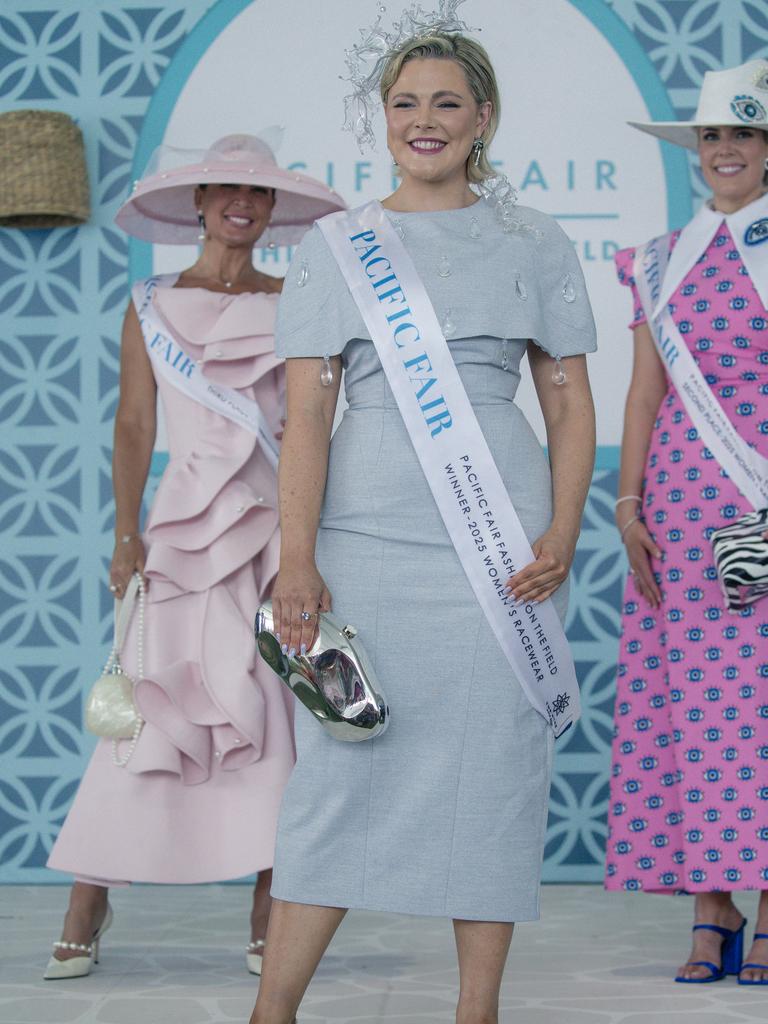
[711,509,768,612]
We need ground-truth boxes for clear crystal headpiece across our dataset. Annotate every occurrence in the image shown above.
[342,0,474,152]
[341,0,541,241]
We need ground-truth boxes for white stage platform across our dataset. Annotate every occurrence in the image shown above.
[2,884,765,1023]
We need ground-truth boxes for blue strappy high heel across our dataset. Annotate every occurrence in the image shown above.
[738,932,768,986]
[674,918,746,983]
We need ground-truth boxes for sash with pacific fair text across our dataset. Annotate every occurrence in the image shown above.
[131,275,280,470]
[318,202,579,737]
[633,238,768,510]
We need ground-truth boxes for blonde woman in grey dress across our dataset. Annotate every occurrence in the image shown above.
[250,29,596,1024]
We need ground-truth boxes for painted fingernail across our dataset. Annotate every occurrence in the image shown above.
[281,644,288,654]
[275,633,281,642]
[289,647,296,658]
[300,643,307,655]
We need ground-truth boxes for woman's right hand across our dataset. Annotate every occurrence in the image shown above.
[109,536,146,598]
[622,519,662,609]
[271,560,332,657]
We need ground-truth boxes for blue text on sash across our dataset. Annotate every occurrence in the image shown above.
[349,229,452,438]
[140,278,196,380]
[144,325,195,378]
[643,239,680,368]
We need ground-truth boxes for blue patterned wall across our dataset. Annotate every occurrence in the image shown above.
[1,0,766,884]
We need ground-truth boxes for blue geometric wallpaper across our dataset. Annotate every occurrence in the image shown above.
[1,0,767,885]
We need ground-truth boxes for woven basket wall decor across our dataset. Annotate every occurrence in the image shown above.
[0,109,90,228]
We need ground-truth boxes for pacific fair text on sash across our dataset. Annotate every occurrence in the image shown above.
[351,229,453,438]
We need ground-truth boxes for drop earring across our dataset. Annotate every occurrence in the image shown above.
[197,210,206,241]
[471,138,484,167]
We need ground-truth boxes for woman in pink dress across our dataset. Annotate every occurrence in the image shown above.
[606,61,768,985]
[44,136,345,980]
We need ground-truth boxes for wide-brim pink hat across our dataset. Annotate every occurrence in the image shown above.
[115,134,346,246]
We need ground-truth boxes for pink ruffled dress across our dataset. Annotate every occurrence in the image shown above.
[47,283,294,883]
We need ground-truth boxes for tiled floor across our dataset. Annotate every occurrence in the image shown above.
[2,884,766,1023]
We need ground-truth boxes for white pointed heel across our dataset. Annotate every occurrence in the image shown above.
[43,903,113,980]
[246,939,265,975]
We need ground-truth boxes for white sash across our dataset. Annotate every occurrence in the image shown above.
[318,202,579,738]
[651,192,768,317]
[634,235,768,511]
[132,275,280,470]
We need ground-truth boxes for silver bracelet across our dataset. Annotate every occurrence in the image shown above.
[119,534,138,544]
[614,494,642,508]
[620,515,641,541]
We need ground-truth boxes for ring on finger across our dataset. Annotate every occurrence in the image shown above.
[300,610,315,622]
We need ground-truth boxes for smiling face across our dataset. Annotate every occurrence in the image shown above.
[384,57,491,189]
[697,125,768,211]
[194,182,275,248]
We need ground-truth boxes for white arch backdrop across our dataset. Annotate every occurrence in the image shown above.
[138,0,689,450]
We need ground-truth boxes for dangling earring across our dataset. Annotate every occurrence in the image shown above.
[197,210,206,241]
[471,138,485,167]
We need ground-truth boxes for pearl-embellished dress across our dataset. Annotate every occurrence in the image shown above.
[47,285,295,883]
[271,199,597,921]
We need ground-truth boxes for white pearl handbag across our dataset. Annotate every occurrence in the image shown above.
[84,573,145,766]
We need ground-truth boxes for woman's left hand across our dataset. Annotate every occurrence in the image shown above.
[504,529,575,605]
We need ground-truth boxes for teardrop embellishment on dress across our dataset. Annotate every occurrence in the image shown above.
[442,308,456,338]
[297,260,310,287]
[469,217,481,239]
[514,273,528,301]
[501,339,509,371]
[551,355,567,386]
[392,218,405,240]
[562,273,576,303]
[437,255,452,278]
[320,354,334,387]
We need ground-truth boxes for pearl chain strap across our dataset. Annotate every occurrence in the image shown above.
[52,940,93,955]
[112,573,145,768]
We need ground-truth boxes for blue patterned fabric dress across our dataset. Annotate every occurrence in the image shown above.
[606,205,768,894]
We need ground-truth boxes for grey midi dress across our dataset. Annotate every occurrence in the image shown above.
[271,199,597,921]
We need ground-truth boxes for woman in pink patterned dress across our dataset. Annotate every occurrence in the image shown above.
[44,136,345,980]
[606,61,768,985]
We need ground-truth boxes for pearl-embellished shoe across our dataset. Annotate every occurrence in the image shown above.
[246,939,265,975]
[43,903,113,980]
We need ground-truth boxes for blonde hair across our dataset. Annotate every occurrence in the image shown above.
[379,32,499,183]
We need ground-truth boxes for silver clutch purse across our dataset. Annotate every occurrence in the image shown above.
[254,600,389,741]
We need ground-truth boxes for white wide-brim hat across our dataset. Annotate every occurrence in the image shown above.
[629,59,768,150]
[115,134,346,246]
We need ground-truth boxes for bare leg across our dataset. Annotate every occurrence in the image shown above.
[53,882,109,961]
[741,890,768,983]
[453,919,514,1024]
[251,869,273,943]
[676,891,743,980]
[249,899,347,1024]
